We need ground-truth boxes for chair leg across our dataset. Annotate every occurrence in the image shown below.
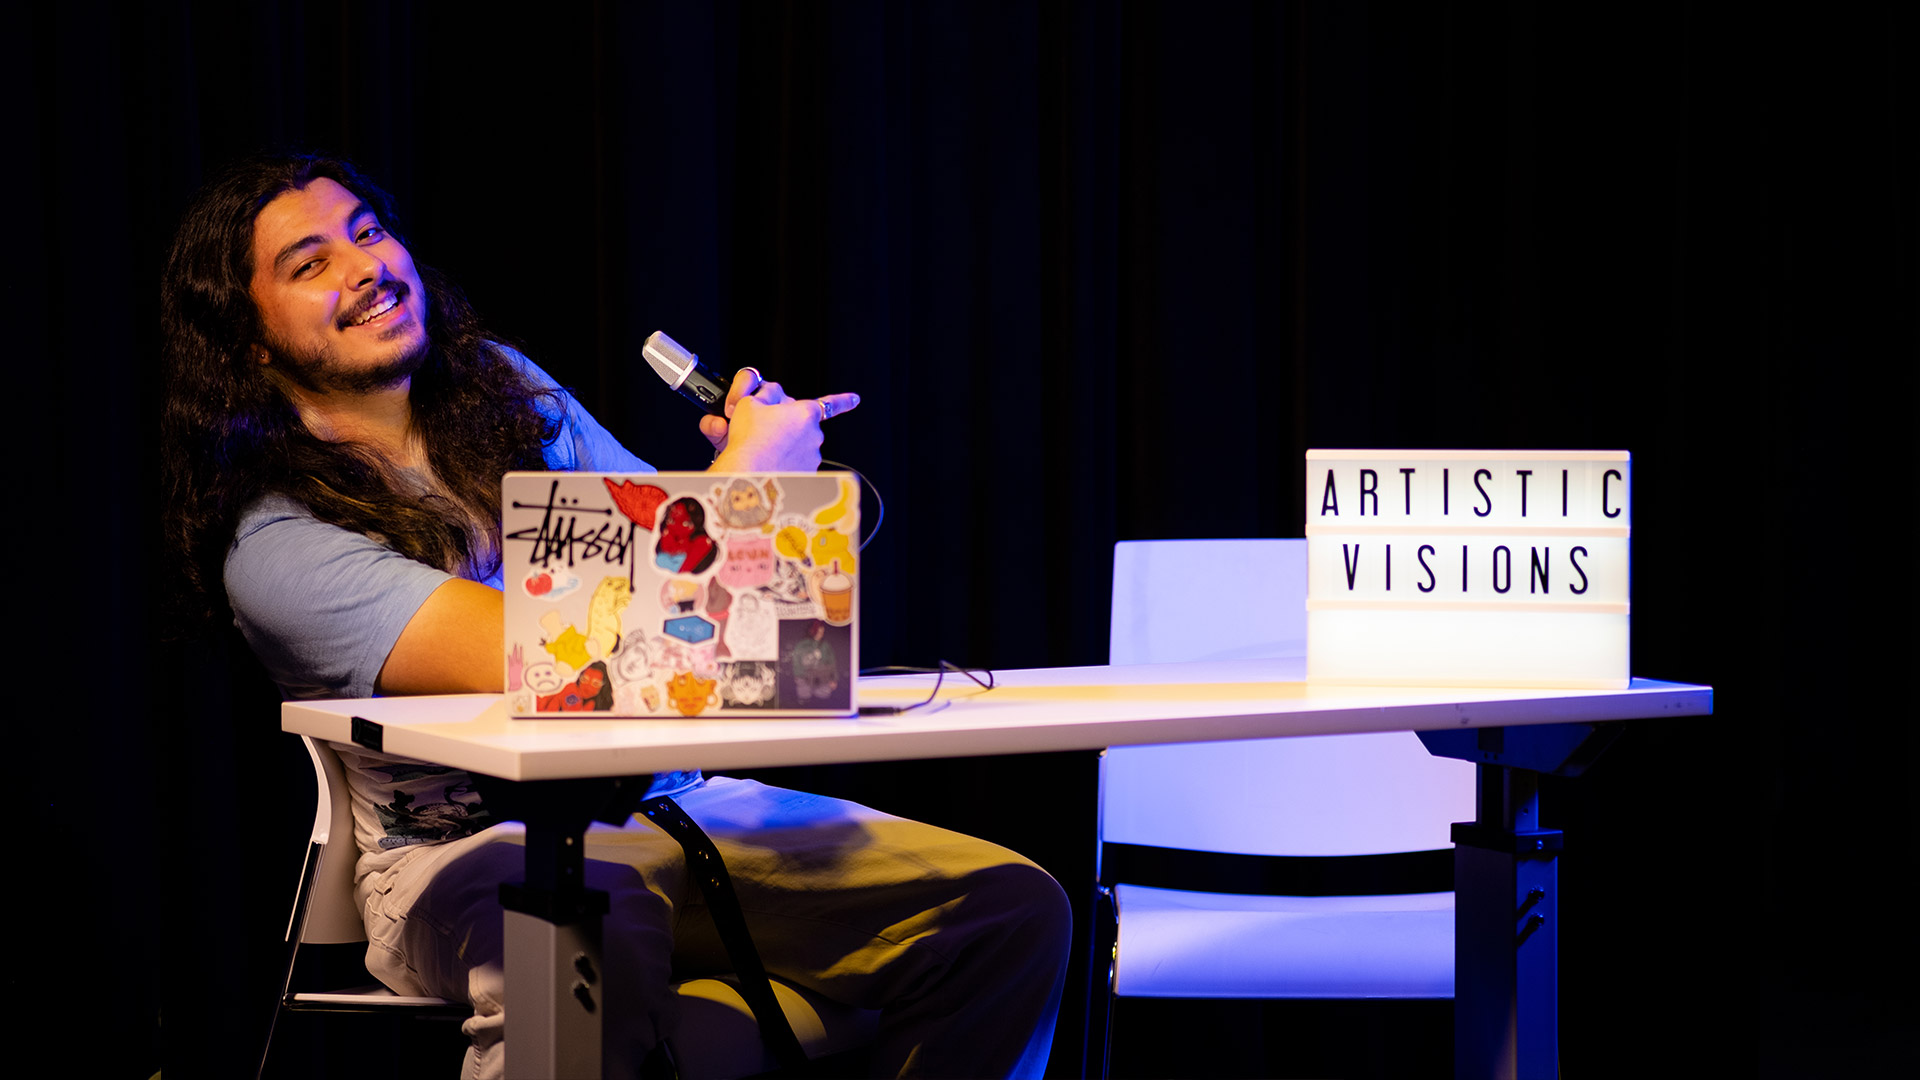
[1086,885,1118,1079]
[258,841,324,1080]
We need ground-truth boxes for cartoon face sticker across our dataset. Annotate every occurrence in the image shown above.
[539,661,613,712]
[720,662,777,707]
[666,671,719,717]
[611,638,651,684]
[523,662,565,696]
[577,665,607,698]
[654,497,718,574]
[713,478,779,530]
[659,578,702,614]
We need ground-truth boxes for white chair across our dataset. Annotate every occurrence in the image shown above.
[262,735,877,1079]
[1093,540,1475,1069]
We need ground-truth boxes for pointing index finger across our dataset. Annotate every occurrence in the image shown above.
[817,392,862,421]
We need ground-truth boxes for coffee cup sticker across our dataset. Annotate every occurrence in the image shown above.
[818,567,854,625]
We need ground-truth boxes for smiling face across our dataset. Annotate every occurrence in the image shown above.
[248,177,429,394]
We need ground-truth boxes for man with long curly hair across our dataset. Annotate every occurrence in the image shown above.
[161,153,1068,1078]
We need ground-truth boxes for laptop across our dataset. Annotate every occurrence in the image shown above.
[501,471,859,718]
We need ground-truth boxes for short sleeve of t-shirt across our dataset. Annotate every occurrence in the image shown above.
[225,351,654,701]
[226,494,453,700]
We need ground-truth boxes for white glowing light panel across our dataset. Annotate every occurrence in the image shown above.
[1306,450,1630,689]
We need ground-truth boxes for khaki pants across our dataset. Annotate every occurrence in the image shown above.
[359,777,1071,1078]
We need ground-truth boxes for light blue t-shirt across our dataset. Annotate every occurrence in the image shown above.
[226,349,652,691]
[226,351,701,859]
[227,352,653,699]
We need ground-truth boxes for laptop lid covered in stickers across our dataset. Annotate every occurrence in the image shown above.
[501,471,860,718]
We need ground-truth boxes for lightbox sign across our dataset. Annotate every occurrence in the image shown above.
[1305,450,1629,688]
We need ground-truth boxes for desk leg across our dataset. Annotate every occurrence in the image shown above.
[499,817,613,1080]
[473,775,649,1079]
[1453,764,1562,1080]
[502,907,604,1079]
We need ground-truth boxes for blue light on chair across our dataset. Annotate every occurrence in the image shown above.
[1093,539,1475,1070]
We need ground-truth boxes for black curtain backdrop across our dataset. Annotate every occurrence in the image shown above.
[19,3,1913,1077]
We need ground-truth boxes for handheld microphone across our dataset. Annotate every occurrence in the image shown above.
[642,330,731,415]
[647,330,883,550]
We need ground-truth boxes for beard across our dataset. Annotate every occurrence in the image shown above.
[260,277,432,395]
[262,326,430,396]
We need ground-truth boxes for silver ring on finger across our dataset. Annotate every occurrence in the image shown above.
[818,399,833,421]
[739,366,764,393]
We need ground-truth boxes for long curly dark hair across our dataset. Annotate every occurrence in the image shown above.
[161,153,561,624]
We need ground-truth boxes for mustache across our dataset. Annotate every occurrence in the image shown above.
[337,280,411,329]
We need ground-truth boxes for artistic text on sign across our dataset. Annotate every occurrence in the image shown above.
[1305,450,1630,688]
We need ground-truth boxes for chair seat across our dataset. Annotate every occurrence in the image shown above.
[286,984,467,1013]
[287,976,878,1079]
[1111,884,1455,999]
[276,737,881,1079]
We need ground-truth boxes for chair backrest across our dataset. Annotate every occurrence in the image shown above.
[1104,539,1474,858]
[294,735,371,945]
[1110,539,1311,665]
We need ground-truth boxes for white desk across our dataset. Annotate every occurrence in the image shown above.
[285,659,1712,1078]
[282,657,1709,775]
